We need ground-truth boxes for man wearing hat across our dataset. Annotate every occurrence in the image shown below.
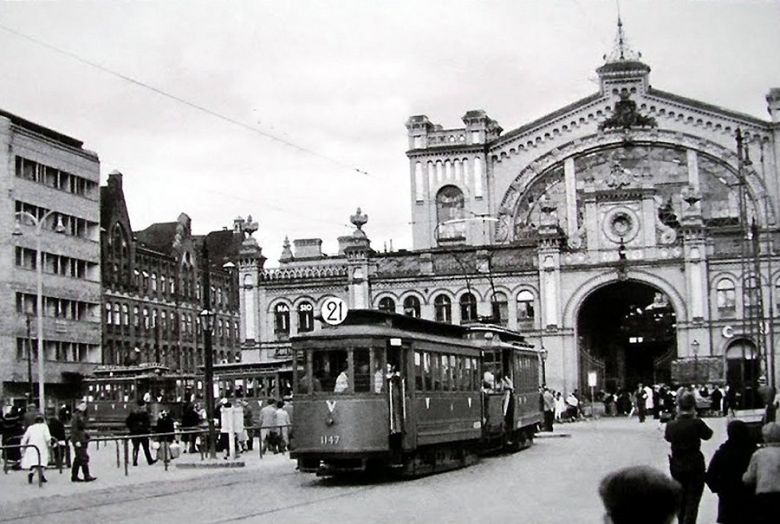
[70,401,96,482]
[664,392,713,524]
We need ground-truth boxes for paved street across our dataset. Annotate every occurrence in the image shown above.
[1,416,727,524]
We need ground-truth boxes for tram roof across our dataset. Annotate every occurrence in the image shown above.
[295,309,480,349]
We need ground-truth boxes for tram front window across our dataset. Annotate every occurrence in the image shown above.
[312,349,348,393]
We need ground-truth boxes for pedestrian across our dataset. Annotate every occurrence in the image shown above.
[664,392,713,524]
[742,422,780,524]
[554,391,565,422]
[542,387,555,431]
[1,405,24,469]
[636,383,648,423]
[242,401,254,451]
[710,386,723,416]
[756,376,776,423]
[274,400,291,453]
[259,398,277,454]
[70,401,96,482]
[705,419,757,524]
[218,399,232,459]
[48,409,68,468]
[126,399,156,466]
[181,402,200,453]
[599,465,681,524]
[20,412,53,484]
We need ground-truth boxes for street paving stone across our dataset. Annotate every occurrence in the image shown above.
[0,417,729,524]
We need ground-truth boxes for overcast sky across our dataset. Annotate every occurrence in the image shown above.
[1,0,778,263]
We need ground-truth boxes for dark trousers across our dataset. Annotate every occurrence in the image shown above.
[638,406,646,422]
[671,470,705,524]
[132,437,155,465]
[71,447,92,480]
[543,410,554,431]
[755,492,780,524]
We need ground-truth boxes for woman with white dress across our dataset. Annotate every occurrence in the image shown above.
[554,392,566,422]
[20,413,52,484]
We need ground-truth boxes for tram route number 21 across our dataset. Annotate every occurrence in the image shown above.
[321,297,348,326]
[320,435,341,445]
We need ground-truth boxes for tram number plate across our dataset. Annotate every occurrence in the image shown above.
[320,435,341,445]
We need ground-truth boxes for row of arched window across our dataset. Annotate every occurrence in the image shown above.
[715,275,771,316]
[377,290,536,326]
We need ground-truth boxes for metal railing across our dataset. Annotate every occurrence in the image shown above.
[1,443,50,487]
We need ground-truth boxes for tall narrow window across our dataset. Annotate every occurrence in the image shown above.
[378,297,396,313]
[298,302,314,332]
[274,303,290,338]
[436,185,466,241]
[414,162,424,202]
[517,290,535,321]
[403,296,421,318]
[491,291,508,326]
[434,294,452,323]
[716,279,736,316]
[473,156,483,197]
[460,293,477,323]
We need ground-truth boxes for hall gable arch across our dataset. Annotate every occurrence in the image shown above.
[562,270,688,330]
[399,289,427,305]
[495,131,774,243]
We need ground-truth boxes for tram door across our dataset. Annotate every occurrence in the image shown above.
[386,341,407,455]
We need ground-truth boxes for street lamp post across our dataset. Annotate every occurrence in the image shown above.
[13,210,66,412]
[199,243,217,459]
[692,339,701,385]
[26,314,34,401]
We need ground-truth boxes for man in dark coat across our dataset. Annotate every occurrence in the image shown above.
[126,399,156,466]
[70,402,96,482]
[636,383,648,423]
[665,392,713,524]
[180,403,200,453]
[48,410,68,468]
[705,419,757,523]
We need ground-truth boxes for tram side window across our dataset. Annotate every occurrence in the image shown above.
[371,347,385,393]
[432,354,442,391]
[441,354,450,391]
[423,352,432,390]
[312,349,348,393]
[454,355,463,391]
[464,358,473,390]
[354,348,371,393]
[471,358,480,390]
[414,351,424,391]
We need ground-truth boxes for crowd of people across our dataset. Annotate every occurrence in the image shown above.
[0,392,295,486]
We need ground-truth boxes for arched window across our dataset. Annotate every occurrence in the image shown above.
[378,297,396,313]
[460,293,477,323]
[517,290,535,321]
[105,303,112,325]
[133,306,140,328]
[298,302,314,333]
[436,185,466,241]
[743,275,762,316]
[403,296,421,318]
[490,291,508,326]
[274,303,290,338]
[151,273,158,292]
[434,294,452,323]
[716,278,736,316]
[113,303,121,326]
[161,310,167,332]
[122,304,129,326]
[142,307,149,330]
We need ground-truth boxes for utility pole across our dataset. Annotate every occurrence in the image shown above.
[26,314,34,401]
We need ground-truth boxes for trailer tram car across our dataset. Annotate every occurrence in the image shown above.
[290,310,543,477]
[83,365,196,430]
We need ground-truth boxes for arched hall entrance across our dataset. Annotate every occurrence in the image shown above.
[577,281,677,392]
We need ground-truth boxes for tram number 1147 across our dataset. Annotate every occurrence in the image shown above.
[320,435,341,445]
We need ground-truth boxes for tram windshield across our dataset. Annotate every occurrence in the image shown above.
[297,346,387,395]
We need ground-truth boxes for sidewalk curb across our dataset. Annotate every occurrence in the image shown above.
[536,432,572,438]
[176,461,245,469]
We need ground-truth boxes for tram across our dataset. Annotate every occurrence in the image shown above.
[290,309,543,477]
[209,360,294,426]
[83,364,196,429]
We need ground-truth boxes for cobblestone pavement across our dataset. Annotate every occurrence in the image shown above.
[1,416,728,524]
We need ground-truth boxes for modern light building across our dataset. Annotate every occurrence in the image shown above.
[0,109,102,406]
[240,29,780,397]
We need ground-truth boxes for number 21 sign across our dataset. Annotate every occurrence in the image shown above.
[321,297,348,325]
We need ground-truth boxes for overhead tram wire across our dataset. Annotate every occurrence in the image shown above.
[0,22,371,178]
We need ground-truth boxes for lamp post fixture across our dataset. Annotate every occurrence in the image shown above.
[13,210,66,411]
[540,346,549,386]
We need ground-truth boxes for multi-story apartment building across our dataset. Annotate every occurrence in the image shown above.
[0,109,102,406]
[100,172,244,373]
